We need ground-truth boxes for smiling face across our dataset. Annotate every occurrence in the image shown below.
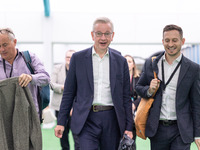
[91,22,114,53]
[162,30,185,60]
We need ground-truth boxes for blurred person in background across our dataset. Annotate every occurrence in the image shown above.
[124,54,141,149]
[50,49,80,150]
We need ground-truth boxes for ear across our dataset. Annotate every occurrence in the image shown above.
[162,39,164,45]
[111,32,115,41]
[13,39,17,44]
[13,39,17,46]
[91,31,95,41]
[181,38,185,45]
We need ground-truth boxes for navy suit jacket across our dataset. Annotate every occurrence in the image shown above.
[57,47,133,136]
[135,52,200,143]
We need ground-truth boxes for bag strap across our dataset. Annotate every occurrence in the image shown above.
[22,51,43,123]
[161,57,182,91]
[152,56,157,79]
[151,56,158,97]
[21,51,35,74]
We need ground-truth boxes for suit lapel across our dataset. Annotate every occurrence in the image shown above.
[153,52,164,80]
[109,49,117,95]
[177,56,190,88]
[85,47,94,92]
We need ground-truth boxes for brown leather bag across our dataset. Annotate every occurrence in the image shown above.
[134,57,158,140]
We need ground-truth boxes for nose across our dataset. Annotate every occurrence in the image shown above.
[100,33,107,39]
[168,41,174,47]
[0,46,3,52]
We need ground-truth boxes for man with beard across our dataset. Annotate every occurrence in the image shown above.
[135,24,200,150]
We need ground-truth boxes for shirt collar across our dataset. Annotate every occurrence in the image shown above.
[163,53,182,64]
[92,47,109,57]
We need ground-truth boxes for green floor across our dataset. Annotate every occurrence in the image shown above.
[42,125,198,150]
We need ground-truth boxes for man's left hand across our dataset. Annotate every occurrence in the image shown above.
[124,130,133,139]
[195,139,200,150]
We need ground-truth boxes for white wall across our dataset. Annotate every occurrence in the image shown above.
[1,10,200,73]
[5,12,199,43]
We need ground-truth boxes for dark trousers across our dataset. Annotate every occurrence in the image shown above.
[56,111,80,150]
[132,110,137,149]
[56,111,70,150]
[72,133,80,150]
[149,122,190,150]
[78,109,121,150]
[132,124,137,149]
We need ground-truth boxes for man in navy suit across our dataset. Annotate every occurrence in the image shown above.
[54,17,133,150]
[135,24,200,150]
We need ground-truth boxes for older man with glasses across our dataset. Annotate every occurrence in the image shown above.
[55,17,133,150]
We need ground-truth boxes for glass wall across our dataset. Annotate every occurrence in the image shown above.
[182,44,200,64]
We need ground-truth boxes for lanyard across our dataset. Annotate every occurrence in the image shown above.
[161,57,182,91]
[3,59,13,78]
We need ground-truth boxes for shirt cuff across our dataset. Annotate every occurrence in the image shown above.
[147,89,153,97]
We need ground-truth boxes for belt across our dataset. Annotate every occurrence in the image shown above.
[159,120,177,126]
[91,105,114,112]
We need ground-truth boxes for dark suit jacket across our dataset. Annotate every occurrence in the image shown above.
[131,76,141,109]
[135,52,200,143]
[57,47,133,136]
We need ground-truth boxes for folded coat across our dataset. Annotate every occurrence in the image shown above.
[0,77,42,150]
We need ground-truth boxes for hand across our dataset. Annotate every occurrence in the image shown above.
[18,73,32,87]
[70,109,73,116]
[61,85,64,91]
[195,139,200,150]
[149,78,160,95]
[124,130,133,139]
[54,125,65,138]
[132,103,136,111]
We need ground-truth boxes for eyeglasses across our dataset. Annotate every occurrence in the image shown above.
[94,32,113,38]
[0,28,15,36]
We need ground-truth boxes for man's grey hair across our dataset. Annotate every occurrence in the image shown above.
[92,17,114,32]
[0,28,15,41]
[65,49,76,56]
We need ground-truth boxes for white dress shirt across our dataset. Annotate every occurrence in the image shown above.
[92,47,113,106]
[158,54,182,120]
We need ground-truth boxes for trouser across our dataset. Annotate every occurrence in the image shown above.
[72,133,80,150]
[132,124,137,149]
[78,108,121,150]
[149,122,190,150]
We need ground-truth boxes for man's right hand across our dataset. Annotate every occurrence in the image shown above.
[149,78,160,95]
[54,125,65,138]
